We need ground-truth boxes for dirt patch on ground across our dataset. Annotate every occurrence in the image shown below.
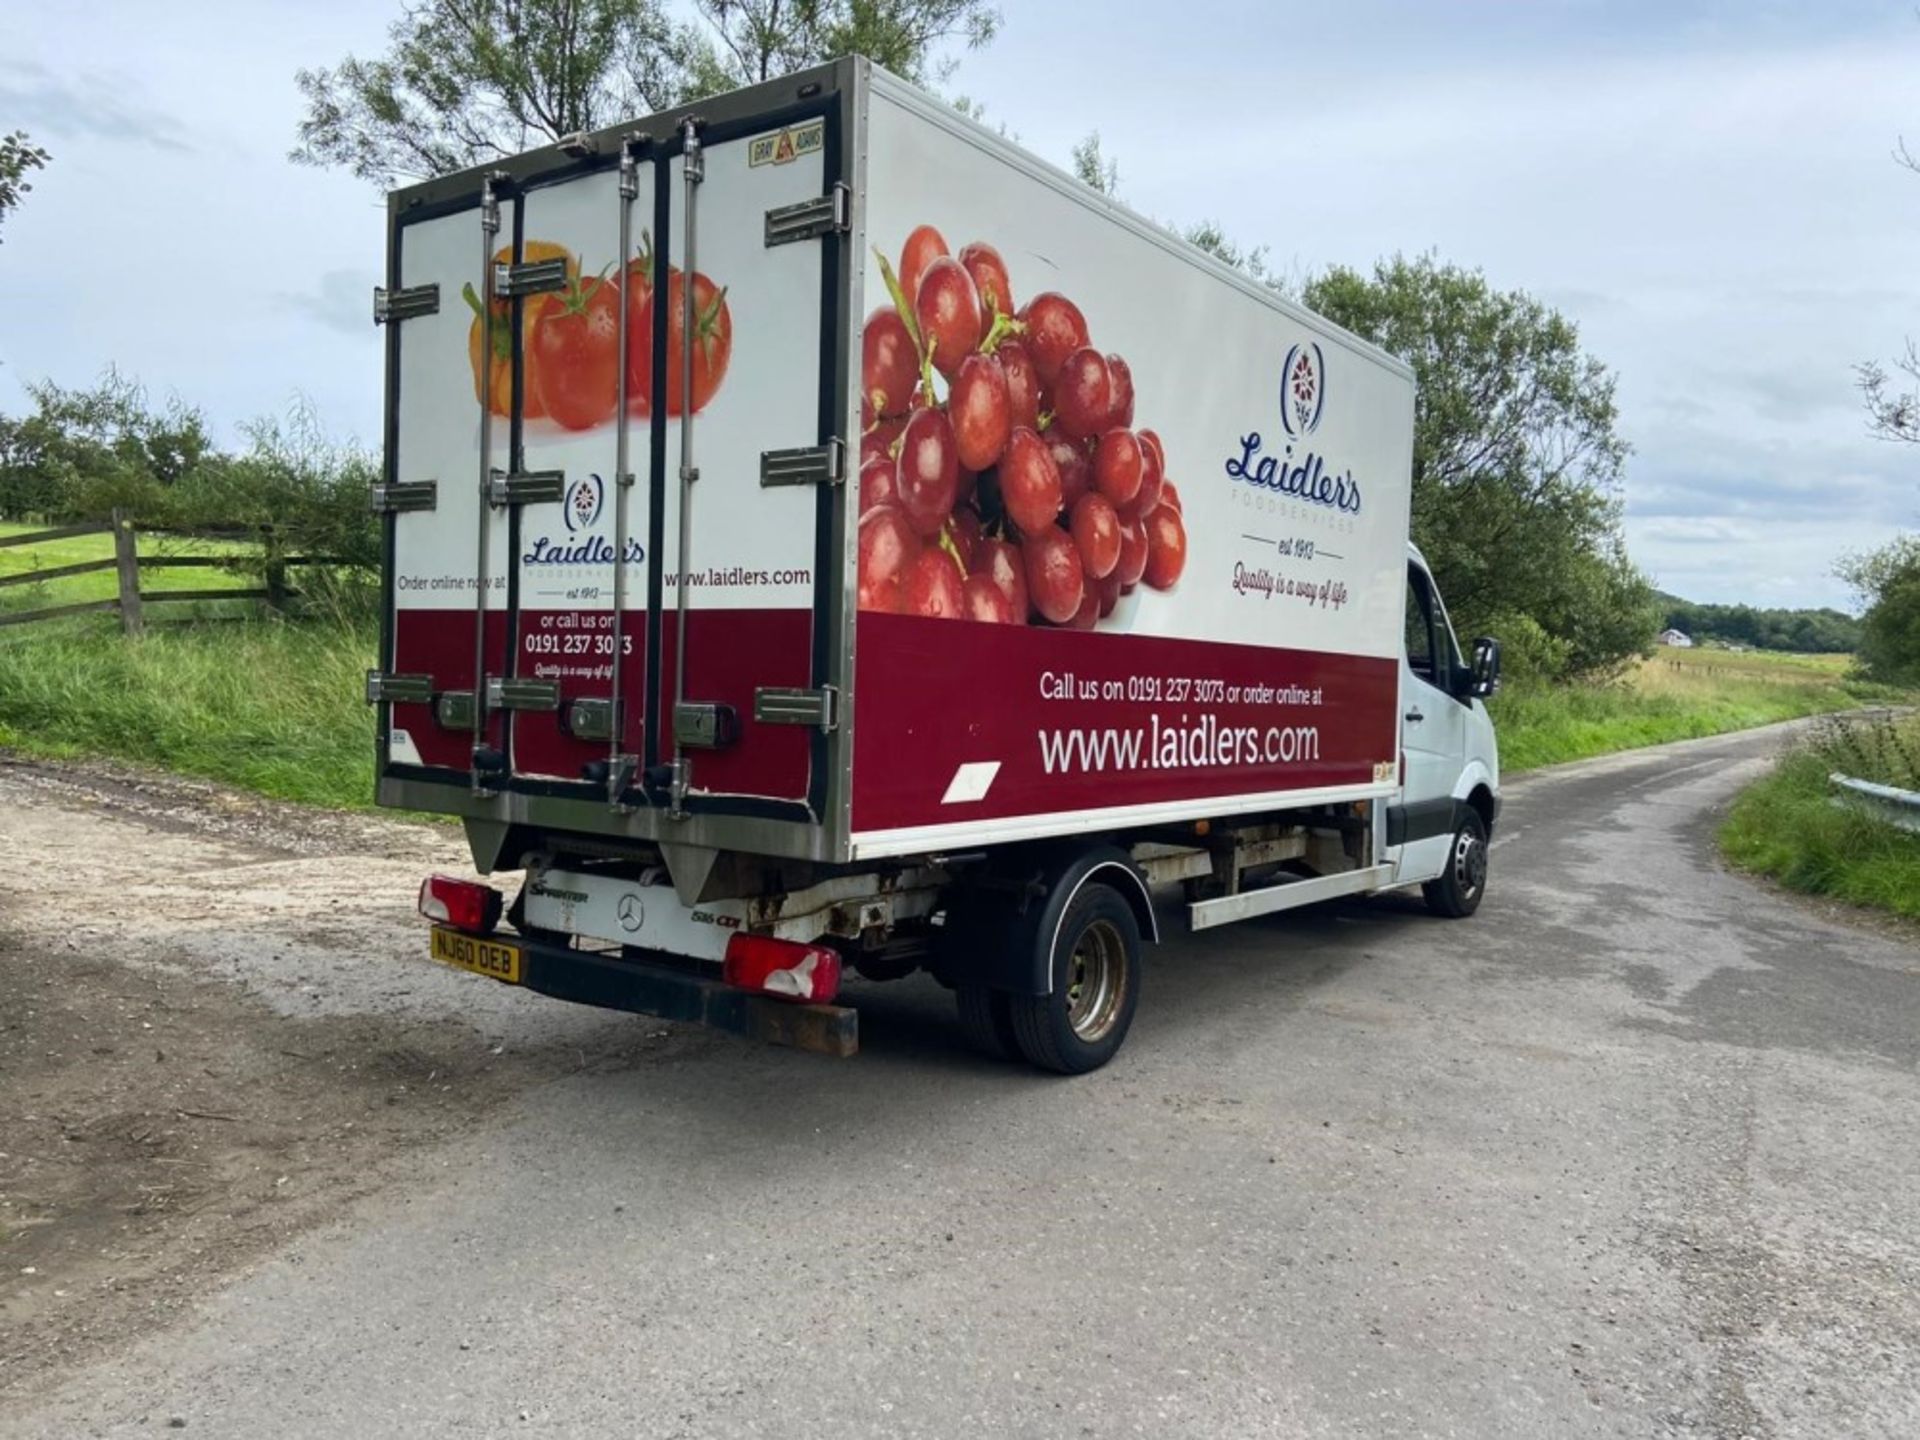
[0,753,679,1399]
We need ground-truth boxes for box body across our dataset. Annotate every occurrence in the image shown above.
[373,61,1415,866]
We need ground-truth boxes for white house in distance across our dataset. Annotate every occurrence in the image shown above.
[1658,628,1694,648]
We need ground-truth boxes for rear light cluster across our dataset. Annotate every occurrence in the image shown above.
[417,874,503,935]
[723,935,842,1005]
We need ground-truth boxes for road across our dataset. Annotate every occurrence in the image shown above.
[3,723,1918,1439]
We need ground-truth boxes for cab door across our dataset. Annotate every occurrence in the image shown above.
[1395,560,1468,883]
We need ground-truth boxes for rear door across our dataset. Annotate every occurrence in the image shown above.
[378,99,847,815]
[646,110,843,811]
[379,184,519,782]
[506,160,652,788]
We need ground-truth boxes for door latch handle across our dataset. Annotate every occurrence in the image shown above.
[1404,708,1425,723]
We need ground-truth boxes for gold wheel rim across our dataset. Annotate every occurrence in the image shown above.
[1065,918,1128,1044]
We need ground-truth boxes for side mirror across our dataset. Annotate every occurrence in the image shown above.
[1469,636,1502,697]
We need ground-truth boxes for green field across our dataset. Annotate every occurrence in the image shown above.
[1490,646,1898,773]
[1721,711,1920,921]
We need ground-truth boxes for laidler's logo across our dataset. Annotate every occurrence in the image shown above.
[1222,344,1360,515]
[564,474,604,533]
[526,475,644,566]
[1280,342,1326,438]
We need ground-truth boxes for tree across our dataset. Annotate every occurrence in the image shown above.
[1067,131,1277,285]
[295,0,999,187]
[1839,536,1920,684]
[0,371,213,522]
[1857,344,1920,444]
[1303,254,1656,677]
[1071,131,1118,196]
[694,0,997,88]
[1182,219,1274,287]
[1659,596,1861,654]
[0,130,49,243]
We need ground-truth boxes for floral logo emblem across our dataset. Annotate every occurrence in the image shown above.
[1279,342,1326,439]
[564,473,604,533]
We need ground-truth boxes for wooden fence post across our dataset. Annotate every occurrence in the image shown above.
[112,509,143,637]
[262,525,288,614]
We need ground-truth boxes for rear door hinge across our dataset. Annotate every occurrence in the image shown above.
[370,480,437,513]
[373,283,440,324]
[485,677,561,712]
[765,182,850,247]
[487,469,565,507]
[755,685,837,731]
[364,671,433,705]
[760,439,844,488]
[492,257,570,299]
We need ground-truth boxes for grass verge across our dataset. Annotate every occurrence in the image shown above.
[0,607,1902,815]
[1492,648,1901,773]
[0,613,376,810]
[1720,712,1920,921]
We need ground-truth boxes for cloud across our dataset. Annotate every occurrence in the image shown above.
[0,58,193,153]
[1709,366,1858,425]
[277,269,380,338]
[1537,287,1626,318]
[1627,421,1918,522]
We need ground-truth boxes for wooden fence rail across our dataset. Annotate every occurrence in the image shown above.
[0,510,326,634]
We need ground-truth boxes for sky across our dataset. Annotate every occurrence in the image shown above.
[3,0,1917,610]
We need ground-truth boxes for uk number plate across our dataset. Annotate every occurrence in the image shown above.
[429,926,523,984]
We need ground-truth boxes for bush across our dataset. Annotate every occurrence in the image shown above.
[0,375,379,614]
[1479,610,1571,688]
[166,404,381,618]
[1722,712,1920,920]
[0,370,210,523]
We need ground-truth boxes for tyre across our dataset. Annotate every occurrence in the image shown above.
[1423,807,1489,918]
[1007,882,1142,1075]
[955,986,1019,1060]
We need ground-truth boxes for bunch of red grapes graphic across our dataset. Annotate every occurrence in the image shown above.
[857,224,1188,626]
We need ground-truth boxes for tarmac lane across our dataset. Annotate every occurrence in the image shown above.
[3,723,1917,1438]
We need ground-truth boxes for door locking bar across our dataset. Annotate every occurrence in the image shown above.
[667,116,703,819]
[470,171,508,796]
[606,133,647,807]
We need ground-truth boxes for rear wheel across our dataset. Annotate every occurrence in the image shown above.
[1007,882,1141,1074]
[1423,808,1488,918]
[955,986,1019,1060]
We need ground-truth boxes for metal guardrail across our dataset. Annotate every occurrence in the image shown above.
[1831,773,1920,834]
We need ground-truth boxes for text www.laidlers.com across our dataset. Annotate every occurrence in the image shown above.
[1037,714,1323,774]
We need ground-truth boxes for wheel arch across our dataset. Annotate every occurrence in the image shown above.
[1465,781,1497,837]
[936,841,1157,997]
[1452,758,1499,836]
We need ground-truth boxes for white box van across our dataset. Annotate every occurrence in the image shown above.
[370,57,1502,1071]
